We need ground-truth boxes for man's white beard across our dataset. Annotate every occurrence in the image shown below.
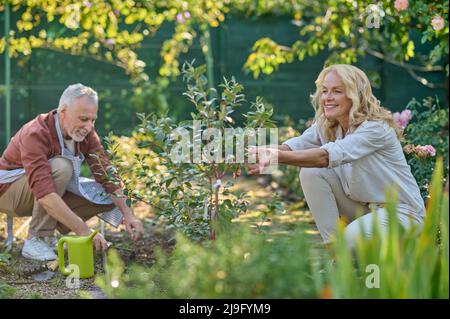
[69,130,87,142]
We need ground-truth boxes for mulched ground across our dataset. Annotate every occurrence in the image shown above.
[0,212,176,299]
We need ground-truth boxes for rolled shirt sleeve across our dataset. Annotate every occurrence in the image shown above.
[283,123,322,151]
[19,129,57,199]
[320,121,392,168]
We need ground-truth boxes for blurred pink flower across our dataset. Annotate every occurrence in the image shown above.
[403,144,414,154]
[414,145,436,158]
[393,109,412,129]
[431,16,445,31]
[176,13,184,23]
[405,143,437,158]
[184,11,191,19]
[425,145,436,156]
[400,109,412,122]
[394,0,408,11]
[415,145,429,158]
[105,38,115,45]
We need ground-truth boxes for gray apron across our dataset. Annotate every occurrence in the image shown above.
[0,112,123,227]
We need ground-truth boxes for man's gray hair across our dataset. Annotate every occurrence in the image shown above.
[58,83,98,110]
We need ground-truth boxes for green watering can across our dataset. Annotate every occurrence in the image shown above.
[58,230,97,279]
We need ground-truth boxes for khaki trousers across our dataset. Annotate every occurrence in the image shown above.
[0,157,115,237]
[299,167,423,248]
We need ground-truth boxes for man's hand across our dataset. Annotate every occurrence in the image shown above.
[78,228,109,252]
[93,233,109,252]
[247,147,278,175]
[111,191,145,241]
[123,214,144,241]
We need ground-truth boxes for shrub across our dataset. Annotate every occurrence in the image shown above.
[102,62,275,241]
[400,97,449,199]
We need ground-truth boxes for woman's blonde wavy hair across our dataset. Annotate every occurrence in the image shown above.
[310,64,402,141]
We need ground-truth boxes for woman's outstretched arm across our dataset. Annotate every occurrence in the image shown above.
[247,147,329,175]
[278,148,329,168]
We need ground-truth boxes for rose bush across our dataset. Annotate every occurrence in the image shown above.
[398,97,449,199]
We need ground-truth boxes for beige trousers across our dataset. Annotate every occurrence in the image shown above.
[0,157,115,237]
[299,167,423,248]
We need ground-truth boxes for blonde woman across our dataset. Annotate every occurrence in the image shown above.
[248,64,425,247]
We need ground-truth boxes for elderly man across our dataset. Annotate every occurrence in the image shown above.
[0,83,144,261]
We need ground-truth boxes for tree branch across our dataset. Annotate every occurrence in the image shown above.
[406,68,446,89]
[366,48,444,72]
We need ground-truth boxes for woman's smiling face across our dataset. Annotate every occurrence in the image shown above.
[320,71,352,123]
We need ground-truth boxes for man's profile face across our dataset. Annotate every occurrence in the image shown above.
[59,95,98,142]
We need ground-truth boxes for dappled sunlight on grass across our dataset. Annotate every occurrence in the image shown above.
[228,177,321,242]
[229,177,323,246]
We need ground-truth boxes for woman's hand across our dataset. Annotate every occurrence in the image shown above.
[247,147,279,175]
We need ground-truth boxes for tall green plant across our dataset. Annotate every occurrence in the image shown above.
[104,62,275,241]
[329,158,449,298]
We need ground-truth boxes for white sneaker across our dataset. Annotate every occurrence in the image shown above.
[22,237,58,261]
[44,236,59,251]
